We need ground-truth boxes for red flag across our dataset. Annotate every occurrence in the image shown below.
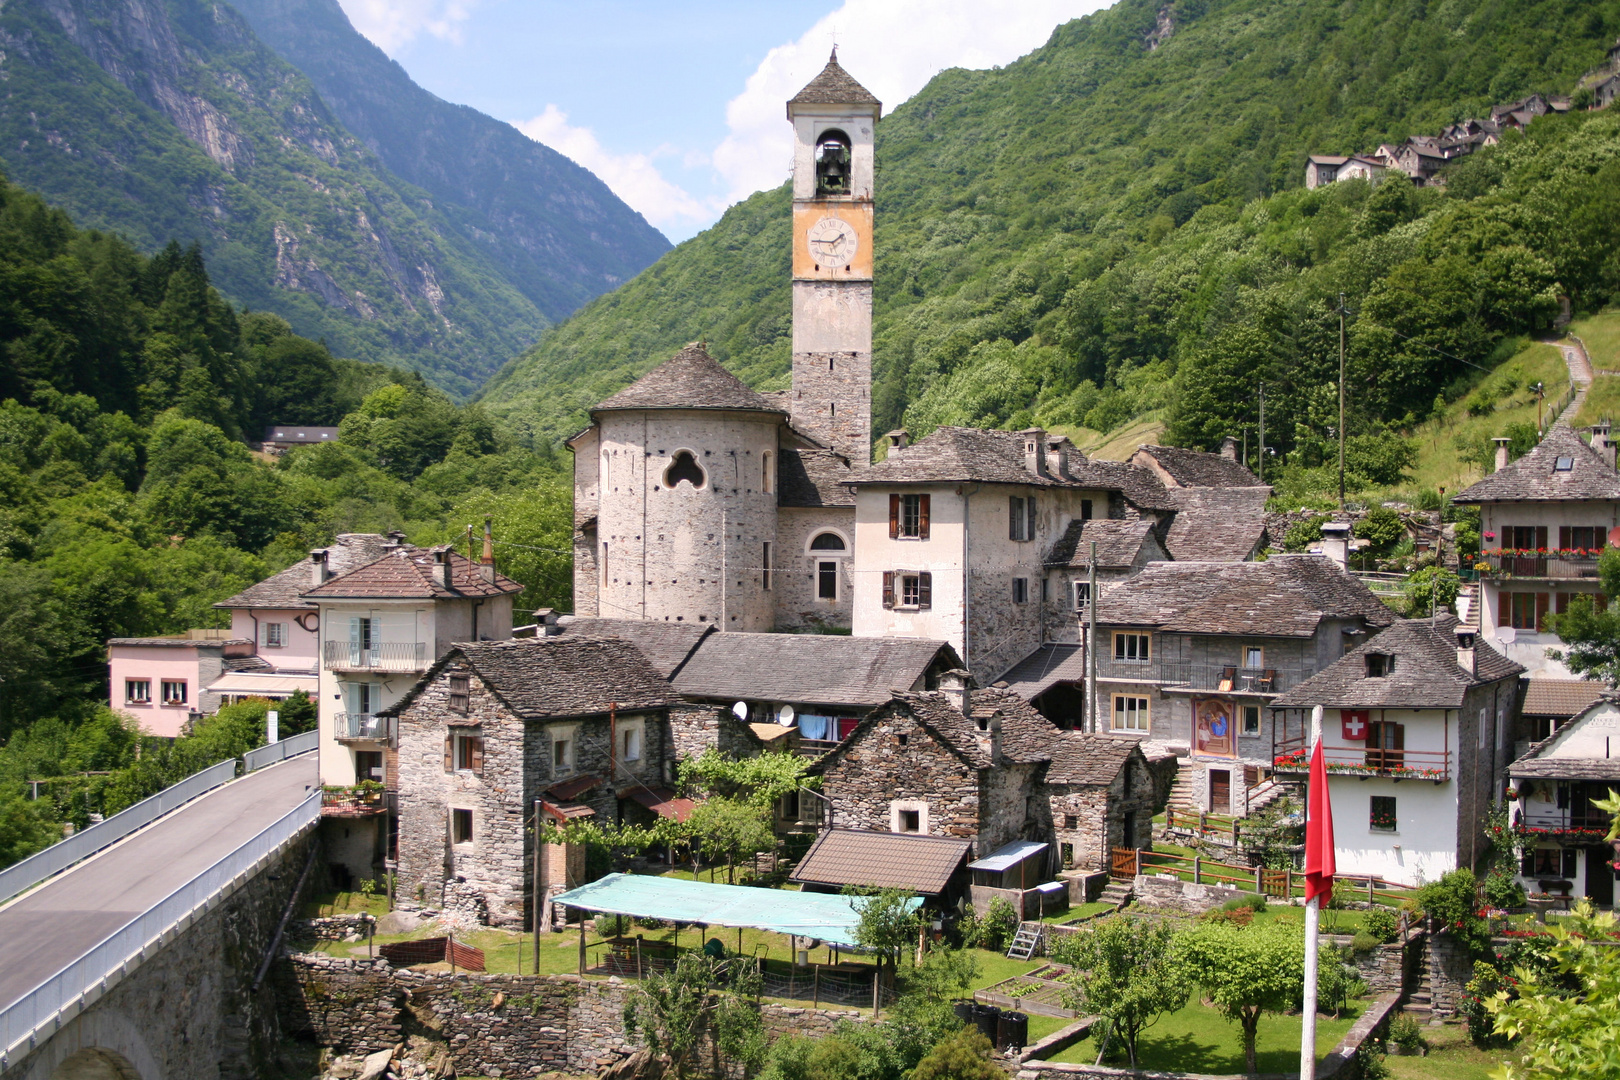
[1303,738,1336,904]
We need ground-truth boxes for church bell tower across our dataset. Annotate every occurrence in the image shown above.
[787,50,880,466]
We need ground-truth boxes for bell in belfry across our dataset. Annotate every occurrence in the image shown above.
[814,133,851,195]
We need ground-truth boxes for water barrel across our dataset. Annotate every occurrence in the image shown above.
[953,1000,976,1026]
[997,1010,1029,1051]
[974,1004,1000,1042]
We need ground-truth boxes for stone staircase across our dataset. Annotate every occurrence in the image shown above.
[1167,765,1200,811]
[1096,878,1135,909]
[1244,776,1291,815]
[1455,582,1480,631]
[1403,966,1435,1019]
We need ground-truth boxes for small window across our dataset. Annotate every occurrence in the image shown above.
[1369,796,1398,833]
[1112,695,1150,731]
[161,680,188,705]
[762,541,772,591]
[1080,499,1093,521]
[622,726,642,762]
[265,622,287,647]
[899,494,925,538]
[818,561,839,600]
[664,451,705,488]
[1012,577,1029,604]
[1114,633,1150,662]
[1010,496,1036,541]
[456,734,484,774]
[452,808,474,844]
[1365,653,1392,678]
[1074,582,1091,612]
[810,532,846,551]
[1064,813,1078,829]
[126,679,151,704]
[1242,645,1263,670]
[553,736,573,774]
[448,674,470,715]
[883,570,931,609]
[896,733,909,747]
[1554,456,1574,472]
[1242,705,1261,735]
[898,809,921,833]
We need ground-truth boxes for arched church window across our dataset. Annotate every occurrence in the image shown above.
[810,532,846,551]
[664,451,706,489]
[814,130,851,196]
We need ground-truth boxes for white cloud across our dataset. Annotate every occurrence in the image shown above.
[337,0,479,54]
[712,0,1110,205]
[514,106,717,235]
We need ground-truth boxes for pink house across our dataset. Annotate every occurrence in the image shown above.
[108,632,255,737]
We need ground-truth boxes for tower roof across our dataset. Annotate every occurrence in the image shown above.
[787,48,882,116]
[591,342,786,415]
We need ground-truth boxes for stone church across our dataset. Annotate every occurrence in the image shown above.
[568,50,881,634]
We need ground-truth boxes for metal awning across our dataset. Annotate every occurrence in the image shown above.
[967,840,1048,873]
[205,672,318,697]
[552,873,921,947]
[627,786,696,821]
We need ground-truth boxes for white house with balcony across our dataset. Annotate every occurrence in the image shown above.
[1507,694,1620,908]
[1270,617,1523,886]
[301,535,521,883]
[1453,424,1620,680]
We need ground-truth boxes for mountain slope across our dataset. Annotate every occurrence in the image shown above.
[479,0,1620,442]
[0,0,543,395]
[228,0,670,323]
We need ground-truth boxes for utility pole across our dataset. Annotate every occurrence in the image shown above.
[1338,292,1347,510]
[1258,383,1266,485]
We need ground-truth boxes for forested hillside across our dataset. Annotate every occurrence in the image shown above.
[480,0,1620,469]
[0,177,573,857]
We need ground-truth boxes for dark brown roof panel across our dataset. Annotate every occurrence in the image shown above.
[304,548,522,600]
[1099,556,1394,636]
[791,829,971,895]
[673,635,958,709]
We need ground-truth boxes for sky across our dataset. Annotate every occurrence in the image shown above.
[334,0,1111,242]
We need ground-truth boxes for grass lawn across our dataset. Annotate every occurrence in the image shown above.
[1384,1023,1517,1080]
[1575,374,1620,428]
[1572,309,1620,372]
[1049,996,1363,1071]
[1048,902,1115,923]
[303,889,389,918]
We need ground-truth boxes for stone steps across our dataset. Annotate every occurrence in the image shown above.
[1096,880,1135,908]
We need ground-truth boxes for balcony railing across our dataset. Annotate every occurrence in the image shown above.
[335,712,392,742]
[1518,809,1613,835]
[1481,551,1601,581]
[1097,657,1288,696]
[320,784,395,816]
[1273,742,1451,781]
[322,640,427,671]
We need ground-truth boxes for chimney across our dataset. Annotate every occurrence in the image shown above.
[1047,437,1072,480]
[1220,435,1239,461]
[1493,437,1511,473]
[1020,428,1048,478]
[885,429,910,451]
[1456,626,1478,676]
[937,668,974,717]
[1596,420,1617,471]
[985,714,1003,765]
[432,547,452,589]
[480,516,496,582]
[1319,522,1351,570]
[309,549,330,587]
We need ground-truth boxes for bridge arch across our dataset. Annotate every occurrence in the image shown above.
[18,1006,161,1080]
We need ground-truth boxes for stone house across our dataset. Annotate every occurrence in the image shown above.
[1271,617,1523,886]
[1092,555,1395,815]
[387,636,679,927]
[1506,694,1620,906]
[1453,424,1620,681]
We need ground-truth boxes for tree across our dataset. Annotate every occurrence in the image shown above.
[1547,549,1620,683]
[1176,920,1306,1074]
[678,747,816,809]
[1485,900,1620,1079]
[623,950,765,1079]
[1404,566,1461,618]
[910,1027,1002,1080]
[1054,916,1187,1067]
[686,796,775,883]
[850,887,923,978]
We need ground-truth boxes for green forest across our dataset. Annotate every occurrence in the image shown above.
[0,175,573,864]
[480,0,1620,479]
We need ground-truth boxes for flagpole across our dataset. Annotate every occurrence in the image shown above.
[1301,704,1323,1080]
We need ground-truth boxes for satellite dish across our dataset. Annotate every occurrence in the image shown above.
[778,704,797,727]
[732,701,749,721]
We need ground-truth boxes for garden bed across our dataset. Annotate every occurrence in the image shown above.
[975,963,1078,1018]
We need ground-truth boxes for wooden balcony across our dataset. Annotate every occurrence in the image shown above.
[1481,551,1601,581]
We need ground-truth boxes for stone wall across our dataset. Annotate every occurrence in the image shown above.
[1426,929,1475,1017]
[773,506,856,632]
[817,707,981,840]
[1130,873,1248,913]
[669,702,763,762]
[1048,749,1158,872]
[291,915,376,943]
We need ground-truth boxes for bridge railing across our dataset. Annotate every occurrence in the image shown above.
[243,728,319,772]
[0,789,321,1068]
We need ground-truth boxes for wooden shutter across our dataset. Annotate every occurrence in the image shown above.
[444,735,454,773]
[1536,592,1550,631]
[1536,526,1548,550]
[1028,497,1037,541]
[1559,526,1571,550]
[918,495,931,539]
[1392,724,1405,750]
[918,571,932,609]
[1498,591,1510,628]
[882,571,895,609]
[1521,849,1536,875]
[470,737,484,776]
[889,495,900,539]
[1562,848,1579,878]
[1009,496,1020,540]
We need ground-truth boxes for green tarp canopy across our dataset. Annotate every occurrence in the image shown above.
[551,873,921,948]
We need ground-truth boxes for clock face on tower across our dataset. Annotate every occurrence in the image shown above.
[806,215,858,268]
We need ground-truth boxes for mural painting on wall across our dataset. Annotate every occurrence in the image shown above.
[1194,697,1235,758]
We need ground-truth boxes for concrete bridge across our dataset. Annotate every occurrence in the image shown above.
[0,752,320,1080]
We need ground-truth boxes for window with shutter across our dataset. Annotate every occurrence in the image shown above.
[443,735,453,773]
[1537,592,1550,631]
[919,495,930,539]
[1027,497,1037,541]
[449,674,469,715]
[1562,848,1579,878]
[469,737,484,775]
[882,571,895,608]
[918,571,932,609]
[889,495,900,539]
[1009,496,1023,540]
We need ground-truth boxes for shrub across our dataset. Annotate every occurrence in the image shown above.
[1483,868,1527,911]
[975,897,1020,952]
[596,913,628,937]
[1388,1012,1427,1053]
[1283,515,1328,552]
[1363,907,1399,943]
[1222,893,1267,913]
[1349,931,1380,957]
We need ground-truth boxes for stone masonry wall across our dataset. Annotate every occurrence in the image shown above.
[1427,930,1475,1017]
[669,702,763,762]
[773,506,856,632]
[818,709,980,839]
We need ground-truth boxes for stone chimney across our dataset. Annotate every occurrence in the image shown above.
[1493,437,1512,473]
[1319,522,1351,569]
[1456,626,1478,676]
[937,668,973,717]
[1220,435,1239,461]
[1596,421,1617,471]
[309,549,330,587]
[480,516,496,583]
[1020,428,1048,478]
[1047,437,1073,480]
[432,547,452,590]
[978,714,1003,765]
[886,429,910,451]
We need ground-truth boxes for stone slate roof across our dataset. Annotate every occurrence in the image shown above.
[1521,679,1605,718]
[1044,731,1141,786]
[216,533,399,609]
[1135,445,1260,488]
[1099,556,1395,637]
[592,343,785,415]
[1508,757,1620,781]
[970,688,1064,764]
[1073,459,1176,511]
[303,548,522,600]
[673,634,959,709]
[551,617,712,679]
[107,636,250,648]
[787,50,882,110]
[1453,425,1620,503]
[854,427,1067,486]
[1163,487,1271,562]
[1046,518,1157,568]
[791,829,970,896]
[1272,616,1523,710]
[383,637,677,720]
[778,448,856,507]
[997,644,1086,701]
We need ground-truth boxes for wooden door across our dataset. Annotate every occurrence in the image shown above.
[1209,769,1231,813]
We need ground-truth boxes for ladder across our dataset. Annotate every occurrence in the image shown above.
[1006,922,1042,961]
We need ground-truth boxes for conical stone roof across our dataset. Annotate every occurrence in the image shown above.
[592,342,785,415]
[788,48,881,112]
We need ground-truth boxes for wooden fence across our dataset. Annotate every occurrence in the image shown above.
[378,935,486,971]
[1110,848,1418,906]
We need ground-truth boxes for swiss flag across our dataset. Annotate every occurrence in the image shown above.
[1341,710,1369,741]
[1304,739,1337,904]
